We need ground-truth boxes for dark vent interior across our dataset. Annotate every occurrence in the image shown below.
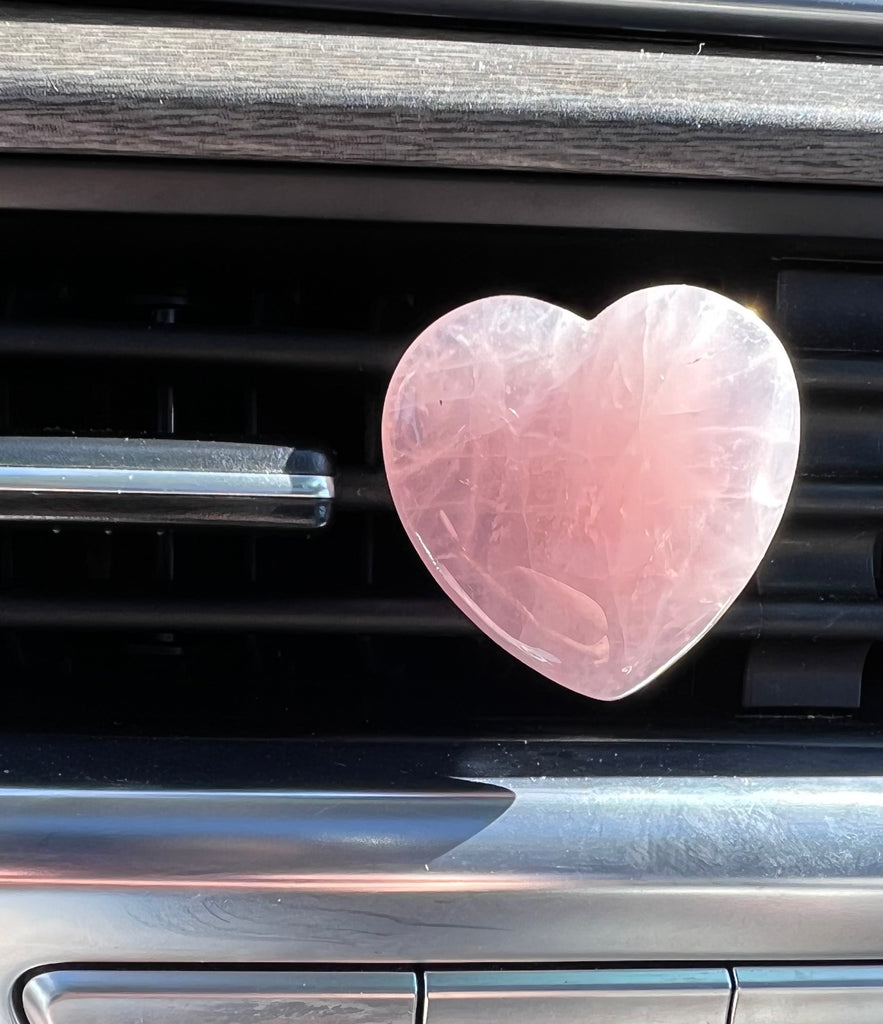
[1,209,882,738]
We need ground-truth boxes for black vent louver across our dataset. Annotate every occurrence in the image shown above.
[0,210,880,737]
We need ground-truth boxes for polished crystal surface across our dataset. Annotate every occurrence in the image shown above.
[382,286,800,700]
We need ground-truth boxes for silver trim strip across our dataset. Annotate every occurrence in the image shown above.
[0,438,334,526]
[0,772,878,978]
[425,969,732,1024]
[733,967,883,1024]
[0,466,333,499]
[22,971,418,1024]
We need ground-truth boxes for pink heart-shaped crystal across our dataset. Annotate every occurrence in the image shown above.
[382,286,800,701]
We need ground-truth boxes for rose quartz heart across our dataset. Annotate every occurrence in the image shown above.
[382,286,800,701]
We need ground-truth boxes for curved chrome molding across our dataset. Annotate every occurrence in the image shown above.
[3,8,883,186]
[0,765,878,992]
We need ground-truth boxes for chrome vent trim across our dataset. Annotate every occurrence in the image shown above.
[0,438,333,527]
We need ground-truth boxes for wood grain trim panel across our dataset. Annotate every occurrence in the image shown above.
[2,7,883,184]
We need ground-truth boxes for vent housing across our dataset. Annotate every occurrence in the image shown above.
[0,209,881,738]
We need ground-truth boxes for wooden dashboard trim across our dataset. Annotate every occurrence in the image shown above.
[2,6,883,185]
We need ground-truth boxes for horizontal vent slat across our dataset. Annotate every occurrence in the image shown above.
[1,326,882,386]
[0,595,471,633]
[797,357,883,395]
[0,594,880,640]
[0,324,401,373]
[4,324,883,393]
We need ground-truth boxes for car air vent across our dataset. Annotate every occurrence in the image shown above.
[0,209,880,738]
